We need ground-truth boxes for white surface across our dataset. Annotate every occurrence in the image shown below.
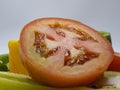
[0,0,120,54]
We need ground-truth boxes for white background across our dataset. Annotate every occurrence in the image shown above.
[0,0,120,54]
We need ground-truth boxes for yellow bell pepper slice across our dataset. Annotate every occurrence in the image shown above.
[8,40,29,75]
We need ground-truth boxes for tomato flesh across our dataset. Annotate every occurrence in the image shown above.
[33,30,99,66]
[20,18,114,87]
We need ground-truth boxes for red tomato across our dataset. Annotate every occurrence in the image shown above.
[20,18,114,87]
[108,52,120,72]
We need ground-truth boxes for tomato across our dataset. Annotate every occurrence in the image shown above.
[20,18,114,87]
[108,52,120,72]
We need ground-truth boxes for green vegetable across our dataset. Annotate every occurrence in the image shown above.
[100,31,112,44]
[0,54,9,71]
[0,71,120,90]
[0,71,89,90]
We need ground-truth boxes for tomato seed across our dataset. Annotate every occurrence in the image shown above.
[64,49,71,65]
[56,29,66,37]
[33,31,48,57]
[48,47,60,56]
[64,48,99,66]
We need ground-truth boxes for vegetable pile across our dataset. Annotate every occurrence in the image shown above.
[0,17,120,90]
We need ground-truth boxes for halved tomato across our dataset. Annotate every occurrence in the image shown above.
[20,18,114,87]
[108,52,120,72]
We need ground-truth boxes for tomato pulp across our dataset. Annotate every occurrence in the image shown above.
[20,18,114,87]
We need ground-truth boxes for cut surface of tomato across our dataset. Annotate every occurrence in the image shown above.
[108,52,120,72]
[20,18,114,87]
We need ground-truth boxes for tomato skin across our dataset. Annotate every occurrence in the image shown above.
[20,18,114,87]
[107,52,120,72]
[23,57,106,87]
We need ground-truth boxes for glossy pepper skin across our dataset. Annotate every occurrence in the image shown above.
[8,40,29,75]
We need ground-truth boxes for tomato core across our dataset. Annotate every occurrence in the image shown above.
[33,22,99,66]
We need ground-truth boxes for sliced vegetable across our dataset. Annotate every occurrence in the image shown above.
[0,54,9,71]
[0,31,109,73]
[0,71,54,90]
[20,18,114,87]
[0,71,120,90]
[8,40,29,75]
[5,31,118,74]
[108,52,120,72]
